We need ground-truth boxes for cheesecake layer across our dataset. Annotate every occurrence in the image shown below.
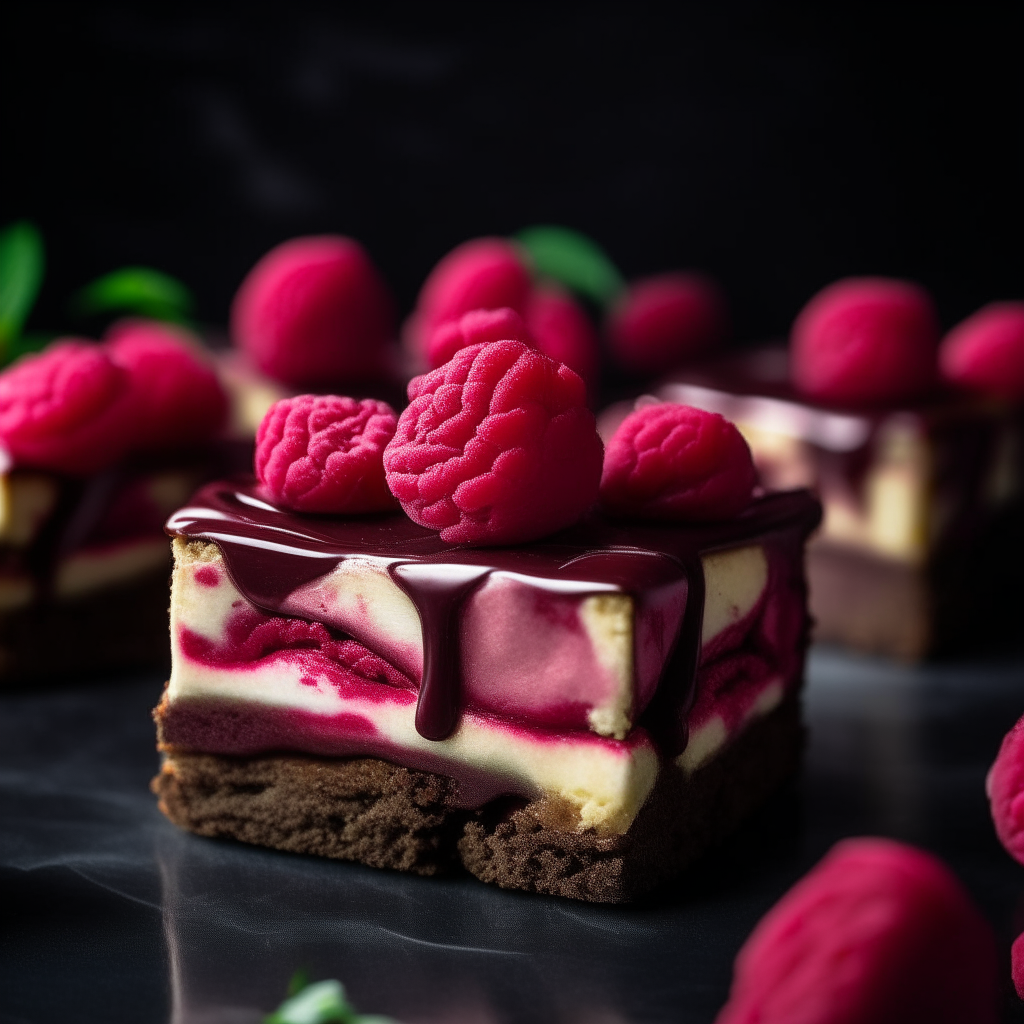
[160,480,819,834]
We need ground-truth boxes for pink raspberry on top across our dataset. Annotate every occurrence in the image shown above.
[600,403,756,521]
[715,838,998,1024]
[384,339,603,545]
[406,238,532,361]
[986,711,1024,865]
[525,283,600,393]
[607,272,727,376]
[0,340,138,474]
[255,394,399,514]
[426,307,535,370]
[792,277,939,405]
[105,319,228,449]
[940,302,1024,402]
[231,236,396,388]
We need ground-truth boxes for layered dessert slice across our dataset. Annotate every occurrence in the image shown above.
[650,346,1024,660]
[154,477,820,901]
[0,322,235,683]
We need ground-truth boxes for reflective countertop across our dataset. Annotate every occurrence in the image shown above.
[3,649,1024,1023]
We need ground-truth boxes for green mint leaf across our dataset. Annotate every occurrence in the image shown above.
[0,221,45,349]
[515,225,624,307]
[71,267,194,323]
[264,979,356,1024]
[287,969,311,997]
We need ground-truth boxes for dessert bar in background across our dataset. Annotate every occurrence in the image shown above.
[622,281,1024,661]
[656,347,1024,659]
[0,321,235,682]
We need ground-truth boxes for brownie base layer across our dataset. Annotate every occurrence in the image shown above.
[808,543,930,661]
[0,570,172,686]
[153,697,803,903]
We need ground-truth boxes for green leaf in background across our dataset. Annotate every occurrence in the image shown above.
[71,266,194,323]
[288,969,312,998]
[515,225,624,307]
[0,221,45,352]
[264,979,356,1024]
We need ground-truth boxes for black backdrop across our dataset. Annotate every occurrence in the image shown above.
[4,4,1023,343]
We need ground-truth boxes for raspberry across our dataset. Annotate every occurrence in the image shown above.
[384,339,603,545]
[791,278,939,405]
[105,319,228,449]
[716,838,998,1024]
[940,302,1024,402]
[600,403,755,521]
[525,283,600,391]
[255,395,399,514]
[607,272,727,375]
[0,340,137,474]
[426,307,534,370]
[231,236,395,387]
[1013,932,1024,1000]
[406,238,532,359]
[985,712,1024,864]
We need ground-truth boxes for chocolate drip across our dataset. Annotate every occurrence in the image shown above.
[167,478,822,749]
[639,555,705,754]
[389,561,492,740]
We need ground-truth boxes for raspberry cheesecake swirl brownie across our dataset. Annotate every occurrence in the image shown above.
[0,321,231,681]
[154,338,820,902]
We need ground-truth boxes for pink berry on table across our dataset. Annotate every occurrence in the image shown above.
[600,402,756,521]
[791,277,940,405]
[231,235,395,388]
[607,272,727,376]
[986,711,1024,865]
[255,394,399,514]
[384,339,603,545]
[406,238,532,360]
[426,307,534,370]
[1013,932,1024,1000]
[715,838,998,1024]
[940,301,1024,402]
[525,283,600,392]
[105,319,228,449]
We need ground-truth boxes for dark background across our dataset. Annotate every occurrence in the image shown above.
[4,4,1023,342]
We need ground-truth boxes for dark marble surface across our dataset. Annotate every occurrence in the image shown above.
[2,648,1024,1024]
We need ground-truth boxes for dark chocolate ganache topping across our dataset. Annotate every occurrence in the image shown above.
[166,477,821,746]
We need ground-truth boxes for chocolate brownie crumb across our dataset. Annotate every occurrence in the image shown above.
[154,752,460,875]
[154,697,802,901]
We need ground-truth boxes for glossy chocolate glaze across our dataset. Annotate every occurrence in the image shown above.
[166,478,821,748]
